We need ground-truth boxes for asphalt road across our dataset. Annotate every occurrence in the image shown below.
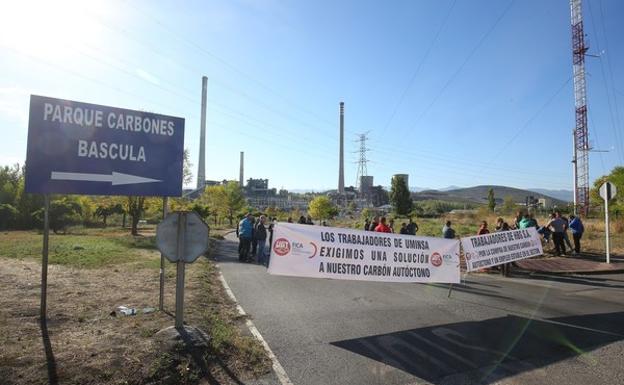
[217,234,624,385]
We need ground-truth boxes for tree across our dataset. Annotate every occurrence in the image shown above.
[33,198,82,234]
[590,166,624,217]
[94,201,125,227]
[390,175,412,215]
[190,202,211,221]
[502,196,516,214]
[487,188,496,212]
[126,196,146,235]
[308,196,338,220]
[0,204,18,230]
[202,182,246,226]
[183,148,193,187]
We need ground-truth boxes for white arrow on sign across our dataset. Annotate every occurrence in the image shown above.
[51,171,161,185]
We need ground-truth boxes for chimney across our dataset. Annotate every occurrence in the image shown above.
[197,76,208,190]
[338,102,345,194]
[239,151,244,188]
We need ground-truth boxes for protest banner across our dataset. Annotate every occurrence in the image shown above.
[461,228,543,272]
[268,223,460,283]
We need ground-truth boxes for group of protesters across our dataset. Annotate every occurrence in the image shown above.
[236,213,276,266]
[468,210,585,256]
[363,216,419,235]
[236,208,586,267]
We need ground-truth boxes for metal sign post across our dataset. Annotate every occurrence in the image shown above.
[159,197,168,311]
[599,181,617,264]
[40,195,50,320]
[156,211,209,329]
[174,212,187,328]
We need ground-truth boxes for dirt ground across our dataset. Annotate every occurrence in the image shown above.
[0,239,270,385]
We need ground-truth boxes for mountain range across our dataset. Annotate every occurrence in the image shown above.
[411,185,571,205]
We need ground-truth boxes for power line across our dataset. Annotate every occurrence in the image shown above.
[405,0,516,134]
[379,0,457,136]
[586,0,624,164]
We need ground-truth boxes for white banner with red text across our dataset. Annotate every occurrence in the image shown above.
[268,223,460,283]
[461,227,543,272]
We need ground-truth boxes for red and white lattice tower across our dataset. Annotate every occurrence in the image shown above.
[570,0,590,217]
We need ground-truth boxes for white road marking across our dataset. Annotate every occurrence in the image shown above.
[217,270,294,385]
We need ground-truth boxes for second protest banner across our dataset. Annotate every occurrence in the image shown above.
[268,223,460,283]
[461,227,543,272]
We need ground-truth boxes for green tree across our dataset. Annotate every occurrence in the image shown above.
[126,196,146,235]
[590,166,624,216]
[308,196,338,220]
[390,175,413,215]
[502,196,516,214]
[94,201,125,227]
[202,182,246,226]
[190,202,211,221]
[487,188,496,212]
[33,198,82,234]
[183,148,193,186]
[0,204,18,230]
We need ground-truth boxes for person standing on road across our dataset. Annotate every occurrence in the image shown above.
[442,221,456,239]
[364,218,371,231]
[477,221,490,235]
[254,215,268,265]
[388,218,395,233]
[374,217,392,233]
[237,213,254,262]
[547,211,567,256]
[306,215,314,225]
[298,215,306,224]
[406,218,419,235]
[399,223,408,234]
[569,215,585,255]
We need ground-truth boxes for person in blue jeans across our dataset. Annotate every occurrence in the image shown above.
[237,213,254,262]
[255,215,268,265]
[569,215,585,254]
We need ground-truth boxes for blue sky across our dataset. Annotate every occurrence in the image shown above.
[1,0,622,192]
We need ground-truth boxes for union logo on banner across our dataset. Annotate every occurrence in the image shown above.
[273,238,291,256]
[431,252,443,267]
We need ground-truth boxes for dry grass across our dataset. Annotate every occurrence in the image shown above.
[0,230,270,385]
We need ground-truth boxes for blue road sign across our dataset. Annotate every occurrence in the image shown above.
[25,95,185,196]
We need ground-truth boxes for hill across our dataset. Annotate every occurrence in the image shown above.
[412,185,569,206]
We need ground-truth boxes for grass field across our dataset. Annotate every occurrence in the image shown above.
[333,213,624,256]
[0,227,270,385]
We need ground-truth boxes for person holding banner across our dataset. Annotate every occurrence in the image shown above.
[547,212,567,256]
[477,221,490,235]
[442,221,456,239]
[374,217,392,233]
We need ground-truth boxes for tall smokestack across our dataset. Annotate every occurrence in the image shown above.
[239,151,244,188]
[197,76,208,190]
[338,102,345,194]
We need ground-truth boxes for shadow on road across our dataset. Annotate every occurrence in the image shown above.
[40,319,58,385]
[428,283,512,301]
[514,272,624,289]
[332,311,624,384]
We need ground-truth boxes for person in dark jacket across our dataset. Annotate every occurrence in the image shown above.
[298,215,306,224]
[237,213,253,262]
[399,223,408,234]
[406,218,419,235]
[364,218,371,231]
[255,215,268,265]
[569,215,585,254]
[442,221,455,239]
